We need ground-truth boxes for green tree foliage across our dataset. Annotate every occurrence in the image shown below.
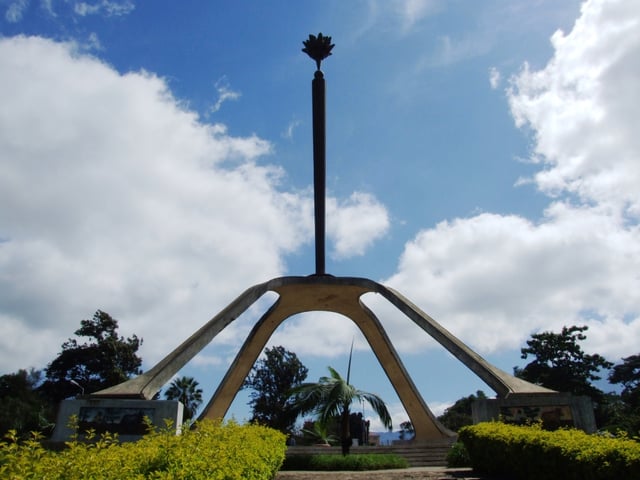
[164,376,203,421]
[609,354,640,408]
[514,325,615,428]
[0,368,53,438]
[243,346,308,435]
[514,325,612,399]
[438,390,487,432]
[292,366,392,455]
[300,419,338,445]
[39,310,142,404]
[597,391,636,435]
[608,354,640,435]
[398,420,415,440]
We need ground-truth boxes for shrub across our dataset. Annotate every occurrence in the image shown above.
[446,441,471,467]
[281,453,408,471]
[0,419,286,479]
[459,421,640,480]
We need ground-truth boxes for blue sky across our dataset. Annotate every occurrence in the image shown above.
[1,0,639,432]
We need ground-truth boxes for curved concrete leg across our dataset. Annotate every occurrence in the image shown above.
[341,298,454,440]
[199,278,454,441]
[373,284,553,396]
[92,281,272,399]
[198,297,285,422]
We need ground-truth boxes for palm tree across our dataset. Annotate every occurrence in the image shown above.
[164,376,203,421]
[302,420,338,446]
[291,366,392,455]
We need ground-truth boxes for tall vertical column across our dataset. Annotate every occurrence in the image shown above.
[302,33,334,276]
[312,69,326,275]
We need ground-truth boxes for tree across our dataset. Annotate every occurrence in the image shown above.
[514,325,613,428]
[609,354,640,408]
[39,310,143,404]
[607,354,640,435]
[0,369,53,438]
[242,346,308,435]
[398,420,415,440]
[164,376,203,421]
[514,325,612,398]
[437,390,487,432]
[291,366,392,455]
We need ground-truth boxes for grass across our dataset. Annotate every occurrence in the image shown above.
[281,453,409,471]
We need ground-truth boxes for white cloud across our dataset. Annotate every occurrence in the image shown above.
[210,77,241,114]
[368,401,405,433]
[394,0,441,32]
[380,0,640,362]
[41,0,55,17]
[426,34,493,68]
[5,0,28,22]
[269,312,362,358]
[82,32,103,51]
[0,36,389,375]
[0,36,299,372]
[74,1,134,17]
[366,399,452,433]
[489,66,501,89]
[327,192,390,259]
[508,0,640,217]
[353,0,440,38]
[282,119,301,141]
[427,400,453,418]
[383,207,640,357]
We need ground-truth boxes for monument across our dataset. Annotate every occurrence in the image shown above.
[52,34,595,443]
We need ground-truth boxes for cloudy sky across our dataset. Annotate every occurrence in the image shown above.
[1,0,639,431]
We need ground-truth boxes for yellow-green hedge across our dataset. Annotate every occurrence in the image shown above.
[458,422,640,480]
[0,419,286,479]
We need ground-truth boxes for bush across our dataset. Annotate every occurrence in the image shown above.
[0,419,286,479]
[446,441,471,468]
[459,421,640,480]
[281,453,408,471]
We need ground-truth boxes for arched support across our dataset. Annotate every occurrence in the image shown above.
[374,284,553,397]
[93,276,553,441]
[198,278,453,441]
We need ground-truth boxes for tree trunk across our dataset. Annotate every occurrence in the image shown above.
[340,406,351,455]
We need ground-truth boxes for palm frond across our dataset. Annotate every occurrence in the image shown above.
[326,366,343,381]
[357,391,392,430]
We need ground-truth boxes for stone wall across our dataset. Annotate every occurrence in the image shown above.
[51,398,184,442]
[471,393,596,433]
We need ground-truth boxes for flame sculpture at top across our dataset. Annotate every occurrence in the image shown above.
[302,33,335,71]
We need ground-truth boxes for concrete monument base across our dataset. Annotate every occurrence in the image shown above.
[50,398,183,443]
[472,393,596,432]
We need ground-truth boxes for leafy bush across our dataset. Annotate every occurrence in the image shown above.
[281,453,408,471]
[0,419,286,479]
[459,421,640,480]
[446,441,471,467]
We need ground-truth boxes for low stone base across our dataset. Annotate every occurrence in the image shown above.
[50,398,184,443]
[472,393,596,432]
